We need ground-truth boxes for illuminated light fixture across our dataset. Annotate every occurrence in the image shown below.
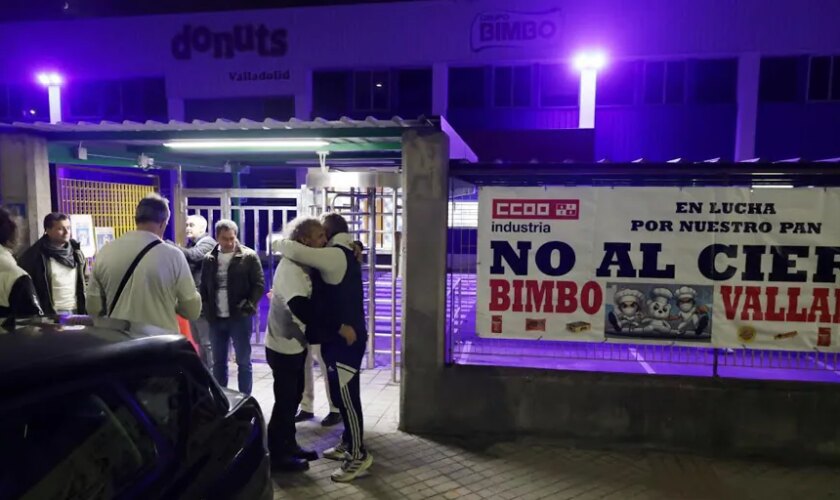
[573,51,607,129]
[573,52,607,71]
[163,139,330,150]
[36,72,63,86]
[752,184,794,189]
[35,71,64,123]
[375,82,383,88]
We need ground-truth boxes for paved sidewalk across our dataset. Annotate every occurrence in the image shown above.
[233,363,840,500]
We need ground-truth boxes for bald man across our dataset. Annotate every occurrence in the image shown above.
[175,214,217,365]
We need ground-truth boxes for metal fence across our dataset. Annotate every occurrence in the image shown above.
[445,162,840,384]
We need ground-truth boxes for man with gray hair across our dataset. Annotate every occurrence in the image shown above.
[265,215,326,472]
[87,193,201,332]
[200,219,265,395]
[172,213,217,365]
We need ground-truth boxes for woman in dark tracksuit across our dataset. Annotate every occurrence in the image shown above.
[0,207,43,318]
[276,213,371,483]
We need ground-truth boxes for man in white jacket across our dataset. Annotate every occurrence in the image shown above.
[264,216,325,472]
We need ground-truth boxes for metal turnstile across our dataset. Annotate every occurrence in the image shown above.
[301,169,403,382]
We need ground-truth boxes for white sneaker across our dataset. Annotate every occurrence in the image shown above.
[322,442,349,461]
[330,452,373,483]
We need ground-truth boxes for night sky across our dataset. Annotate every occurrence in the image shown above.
[1,0,424,22]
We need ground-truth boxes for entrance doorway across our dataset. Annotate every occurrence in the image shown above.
[181,175,403,382]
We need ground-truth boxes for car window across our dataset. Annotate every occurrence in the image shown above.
[127,374,184,445]
[0,387,157,500]
[182,370,228,460]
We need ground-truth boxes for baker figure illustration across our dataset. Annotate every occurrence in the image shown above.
[674,286,710,336]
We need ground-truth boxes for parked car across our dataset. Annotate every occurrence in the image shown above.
[0,316,273,500]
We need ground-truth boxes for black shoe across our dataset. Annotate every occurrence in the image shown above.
[321,412,342,427]
[295,410,314,422]
[292,447,319,461]
[271,456,309,472]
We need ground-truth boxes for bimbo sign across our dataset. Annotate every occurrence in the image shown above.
[171,24,288,60]
[471,9,561,52]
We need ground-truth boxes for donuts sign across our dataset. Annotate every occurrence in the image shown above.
[476,186,840,352]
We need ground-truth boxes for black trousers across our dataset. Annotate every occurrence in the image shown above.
[322,337,367,459]
[266,347,306,457]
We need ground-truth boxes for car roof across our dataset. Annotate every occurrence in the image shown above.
[0,316,194,394]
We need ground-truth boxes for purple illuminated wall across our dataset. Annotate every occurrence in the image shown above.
[3,0,840,163]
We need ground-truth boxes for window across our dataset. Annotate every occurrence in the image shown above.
[493,66,513,106]
[665,61,686,104]
[184,96,295,121]
[181,370,227,460]
[807,55,840,101]
[643,61,665,104]
[512,66,532,107]
[264,97,296,120]
[0,84,9,119]
[692,59,737,103]
[0,387,157,499]
[67,80,121,119]
[449,67,486,109]
[642,61,685,104]
[396,68,432,115]
[6,84,49,122]
[539,64,578,107]
[121,78,167,121]
[354,70,390,112]
[313,70,352,118]
[493,65,532,107]
[64,77,167,122]
[597,60,638,105]
[760,56,800,102]
[128,374,185,444]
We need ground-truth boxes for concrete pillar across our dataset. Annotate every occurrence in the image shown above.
[167,98,186,122]
[0,134,52,250]
[432,63,449,116]
[400,129,449,429]
[734,53,760,161]
[295,69,313,120]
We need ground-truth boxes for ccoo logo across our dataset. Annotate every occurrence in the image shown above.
[492,199,580,220]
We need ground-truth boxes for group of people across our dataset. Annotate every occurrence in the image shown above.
[0,193,372,483]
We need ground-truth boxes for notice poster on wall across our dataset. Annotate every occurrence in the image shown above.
[70,214,96,257]
[476,186,840,352]
[95,227,115,251]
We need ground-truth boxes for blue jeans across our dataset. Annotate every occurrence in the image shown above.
[209,316,253,394]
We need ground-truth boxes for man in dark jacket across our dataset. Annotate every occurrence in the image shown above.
[199,219,265,395]
[17,213,86,315]
[175,214,216,364]
[180,214,217,285]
